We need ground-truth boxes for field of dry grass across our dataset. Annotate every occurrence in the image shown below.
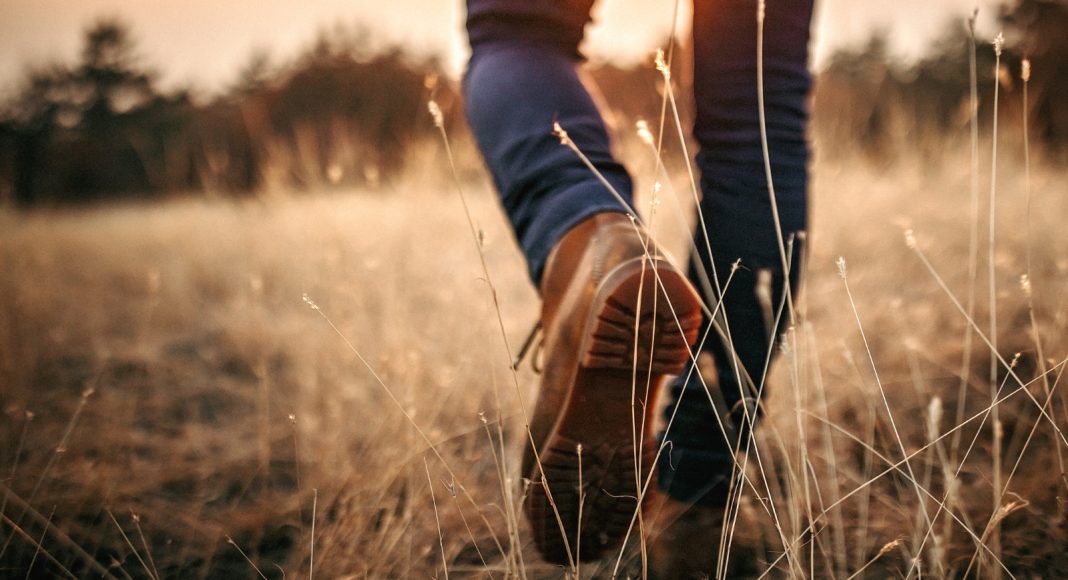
[1,130,1067,578]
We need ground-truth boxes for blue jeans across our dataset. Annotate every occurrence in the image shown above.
[464,0,813,506]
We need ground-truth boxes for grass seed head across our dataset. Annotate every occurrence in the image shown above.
[636,120,654,146]
[904,229,917,249]
[427,100,444,129]
[877,538,904,558]
[927,396,943,440]
[654,49,670,80]
[552,121,570,146]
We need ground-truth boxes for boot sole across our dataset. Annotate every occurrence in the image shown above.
[526,258,702,564]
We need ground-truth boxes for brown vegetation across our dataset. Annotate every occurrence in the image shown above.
[2,1,1068,578]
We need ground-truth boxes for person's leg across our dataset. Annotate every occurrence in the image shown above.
[464,1,704,564]
[464,0,633,284]
[656,0,815,526]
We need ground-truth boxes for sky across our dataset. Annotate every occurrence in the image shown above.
[0,0,1005,95]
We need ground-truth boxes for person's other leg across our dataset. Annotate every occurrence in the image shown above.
[657,0,815,514]
[464,0,633,284]
[651,1,813,575]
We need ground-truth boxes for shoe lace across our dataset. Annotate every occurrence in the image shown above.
[510,321,543,374]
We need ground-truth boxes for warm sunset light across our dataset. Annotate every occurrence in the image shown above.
[2,0,1066,578]
[2,0,1002,91]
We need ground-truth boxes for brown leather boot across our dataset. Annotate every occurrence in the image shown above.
[523,212,703,564]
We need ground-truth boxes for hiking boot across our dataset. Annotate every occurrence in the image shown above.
[523,212,703,563]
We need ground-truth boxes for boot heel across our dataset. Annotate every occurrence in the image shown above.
[581,259,702,373]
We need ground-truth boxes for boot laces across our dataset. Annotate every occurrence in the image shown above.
[511,321,544,374]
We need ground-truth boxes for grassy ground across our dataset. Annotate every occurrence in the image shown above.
[1,139,1067,578]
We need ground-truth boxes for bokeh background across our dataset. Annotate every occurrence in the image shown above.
[1,1,1067,578]
[1,0,1064,205]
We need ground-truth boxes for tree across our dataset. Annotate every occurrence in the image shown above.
[77,19,157,127]
[1,18,172,204]
[1001,0,1068,149]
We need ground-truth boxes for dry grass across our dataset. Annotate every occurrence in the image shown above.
[1,132,1067,578]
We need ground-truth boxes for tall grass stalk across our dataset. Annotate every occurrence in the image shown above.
[628,240,654,572]
[964,367,1067,576]
[634,129,788,575]
[226,535,269,580]
[430,97,561,573]
[891,304,947,577]
[757,3,814,573]
[301,294,507,566]
[802,416,1014,575]
[806,328,849,579]
[837,256,936,570]
[907,229,1068,574]
[841,347,877,575]
[131,513,159,580]
[646,0,720,306]
[653,35,795,575]
[788,321,817,580]
[287,413,304,534]
[1,510,74,580]
[107,511,157,580]
[309,487,317,580]
[486,289,525,574]
[0,384,95,559]
[610,275,746,578]
[909,355,1020,575]
[637,113,792,574]
[24,506,55,580]
[1019,58,1064,475]
[653,50,725,307]
[424,458,450,580]
[0,485,115,578]
[756,0,796,305]
[947,9,983,561]
[576,444,584,579]
[894,311,941,575]
[1022,58,1033,281]
[987,33,1005,576]
[478,413,520,575]
[651,52,758,485]
[730,247,802,578]
[0,411,33,542]
[907,232,1068,444]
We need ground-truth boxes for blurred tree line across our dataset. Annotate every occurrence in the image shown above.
[813,0,1068,161]
[0,19,457,207]
[0,0,1064,207]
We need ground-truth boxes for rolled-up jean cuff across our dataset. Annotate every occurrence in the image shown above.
[522,182,632,285]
